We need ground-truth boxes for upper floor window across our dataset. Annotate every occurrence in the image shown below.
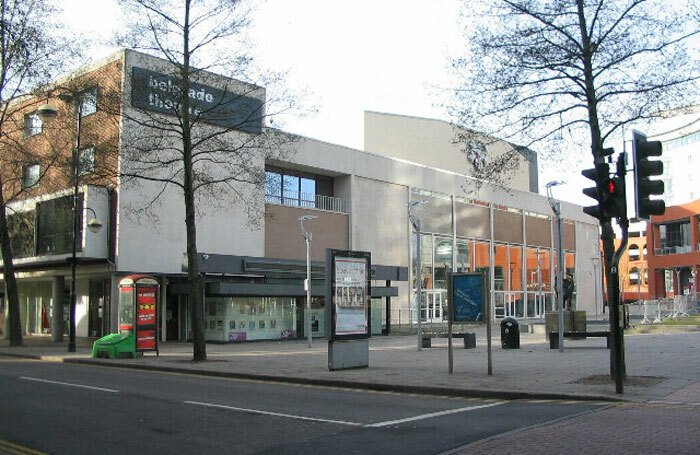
[78,147,95,175]
[265,166,343,212]
[628,244,640,261]
[656,220,692,255]
[79,88,97,117]
[24,112,42,137]
[21,164,40,189]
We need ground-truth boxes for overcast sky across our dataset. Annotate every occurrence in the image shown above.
[56,0,588,204]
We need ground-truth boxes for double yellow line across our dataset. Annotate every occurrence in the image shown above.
[0,440,49,455]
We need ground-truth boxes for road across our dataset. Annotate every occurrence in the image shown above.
[0,358,686,455]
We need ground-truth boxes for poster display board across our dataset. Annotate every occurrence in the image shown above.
[328,249,371,340]
[450,272,487,323]
[135,285,158,351]
[447,271,492,376]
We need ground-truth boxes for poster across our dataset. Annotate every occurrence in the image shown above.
[451,273,486,322]
[136,286,158,351]
[329,251,371,339]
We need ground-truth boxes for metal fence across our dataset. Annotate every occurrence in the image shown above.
[626,293,700,324]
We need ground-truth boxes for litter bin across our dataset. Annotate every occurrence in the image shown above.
[501,317,520,349]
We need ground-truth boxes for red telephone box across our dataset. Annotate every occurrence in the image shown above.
[119,275,159,354]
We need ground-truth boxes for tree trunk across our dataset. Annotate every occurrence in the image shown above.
[182,0,206,362]
[0,180,23,346]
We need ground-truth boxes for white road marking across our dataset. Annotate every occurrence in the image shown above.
[185,400,365,426]
[20,376,119,393]
[186,400,506,428]
[365,402,506,428]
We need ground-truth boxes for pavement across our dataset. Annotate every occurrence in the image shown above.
[1,327,699,404]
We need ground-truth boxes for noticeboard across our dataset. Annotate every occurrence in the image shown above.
[449,272,487,323]
[327,249,371,340]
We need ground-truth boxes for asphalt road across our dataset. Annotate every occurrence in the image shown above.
[0,359,604,455]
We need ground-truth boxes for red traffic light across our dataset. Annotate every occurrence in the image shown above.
[605,179,618,194]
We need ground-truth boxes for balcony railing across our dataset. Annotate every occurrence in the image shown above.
[266,190,347,213]
[654,245,693,256]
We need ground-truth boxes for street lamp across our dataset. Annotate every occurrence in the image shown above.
[38,96,102,353]
[407,200,428,351]
[546,180,565,353]
[299,215,317,348]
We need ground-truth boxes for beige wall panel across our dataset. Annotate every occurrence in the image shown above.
[455,202,490,239]
[265,204,348,262]
[526,216,551,247]
[493,209,523,243]
[351,178,409,267]
[412,195,452,235]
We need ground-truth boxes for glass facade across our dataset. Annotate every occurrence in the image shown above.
[409,189,578,321]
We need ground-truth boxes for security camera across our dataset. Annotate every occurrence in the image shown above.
[87,218,103,233]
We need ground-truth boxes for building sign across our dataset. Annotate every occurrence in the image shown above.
[450,272,487,323]
[328,249,371,339]
[131,66,263,133]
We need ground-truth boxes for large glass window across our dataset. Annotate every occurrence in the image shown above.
[265,166,338,211]
[473,241,490,273]
[204,296,299,342]
[657,220,692,254]
[455,240,470,272]
[433,236,452,291]
[36,194,82,255]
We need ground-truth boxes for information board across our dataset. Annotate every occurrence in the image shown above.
[450,272,487,323]
[327,249,371,340]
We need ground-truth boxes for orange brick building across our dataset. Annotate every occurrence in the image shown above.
[645,199,700,298]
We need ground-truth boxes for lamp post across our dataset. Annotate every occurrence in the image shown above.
[37,96,101,353]
[299,215,317,348]
[408,200,428,351]
[546,180,566,353]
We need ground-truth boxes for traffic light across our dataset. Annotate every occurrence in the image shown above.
[582,162,609,220]
[602,174,626,219]
[581,160,627,221]
[631,131,665,219]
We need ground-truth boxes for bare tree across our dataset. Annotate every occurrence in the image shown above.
[451,0,698,387]
[452,0,698,158]
[115,0,299,361]
[0,0,82,346]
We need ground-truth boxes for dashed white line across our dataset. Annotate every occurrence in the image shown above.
[19,376,119,393]
[184,401,364,426]
[365,402,507,428]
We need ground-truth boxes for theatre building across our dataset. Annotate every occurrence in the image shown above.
[1,50,603,343]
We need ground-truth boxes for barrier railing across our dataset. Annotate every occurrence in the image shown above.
[627,293,700,324]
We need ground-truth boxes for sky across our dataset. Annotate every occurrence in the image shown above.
[56,0,589,205]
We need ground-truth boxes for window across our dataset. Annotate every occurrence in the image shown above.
[265,166,340,211]
[24,112,42,136]
[78,147,95,175]
[628,244,640,261]
[657,220,692,254]
[79,88,97,117]
[629,267,640,285]
[36,194,82,255]
[21,164,40,189]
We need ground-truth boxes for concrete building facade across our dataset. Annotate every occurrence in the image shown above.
[1,50,603,343]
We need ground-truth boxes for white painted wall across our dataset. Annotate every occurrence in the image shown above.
[114,50,267,274]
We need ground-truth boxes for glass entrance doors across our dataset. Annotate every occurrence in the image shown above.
[494,244,524,318]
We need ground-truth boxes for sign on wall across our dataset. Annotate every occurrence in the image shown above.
[131,67,263,133]
[328,249,371,340]
[450,272,487,323]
